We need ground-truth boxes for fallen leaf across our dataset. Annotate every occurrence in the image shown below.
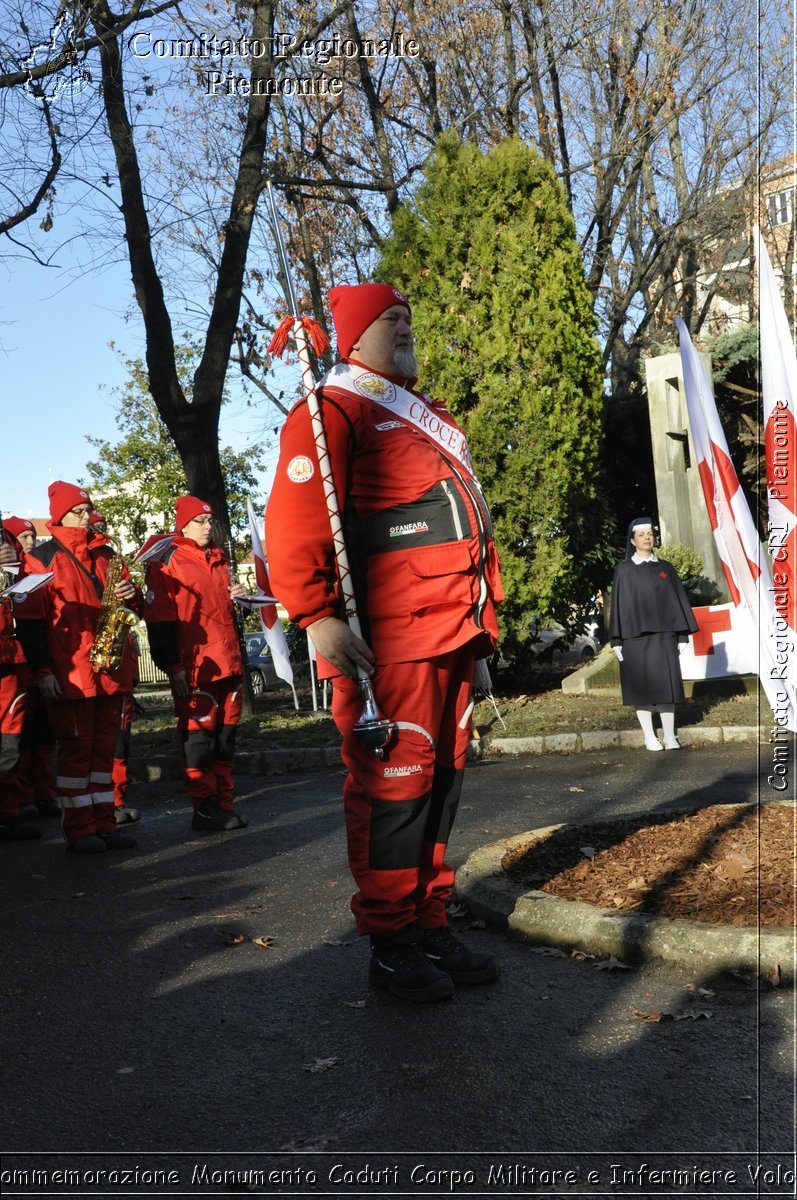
[220,929,246,946]
[322,937,350,947]
[251,936,277,950]
[580,845,597,858]
[570,950,595,961]
[115,1067,136,1074]
[568,786,585,793]
[529,946,568,958]
[594,956,631,971]
[303,1056,341,1074]
[632,1009,672,1023]
[685,984,715,997]
[714,857,751,881]
[343,1000,366,1008]
[766,964,782,988]
[673,1010,713,1020]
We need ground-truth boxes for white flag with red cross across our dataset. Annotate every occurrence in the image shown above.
[678,603,758,679]
[247,498,294,688]
[676,317,796,730]
[755,226,797,638]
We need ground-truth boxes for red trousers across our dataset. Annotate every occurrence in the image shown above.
[17,689,56,810]
[47,695,126,843]
[175,678,242,809]
[0,666,28,821]
[112,693,134,807]
[332,644,477,937]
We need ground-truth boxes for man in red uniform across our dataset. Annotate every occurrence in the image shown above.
[144,496,249,833]
[3,516,58,819]
[14,483,141,853]
[0,526,41,842]
[266,283,504,1001]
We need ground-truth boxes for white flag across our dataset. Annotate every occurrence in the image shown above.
[247,498,294,688]
[677,317,796,731]
[755,225,797,638]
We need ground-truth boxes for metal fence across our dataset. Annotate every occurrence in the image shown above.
[132,624,169,685]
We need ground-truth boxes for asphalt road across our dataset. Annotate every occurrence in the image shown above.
[1,742,794,1198]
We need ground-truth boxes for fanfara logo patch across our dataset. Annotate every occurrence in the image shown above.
[353,372,397,405]
[383,763,423,778]
[375,420,402,432]
[390,521,429,538]
[287,455,315,483]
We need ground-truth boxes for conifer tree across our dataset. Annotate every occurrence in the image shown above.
[378,135,614,655]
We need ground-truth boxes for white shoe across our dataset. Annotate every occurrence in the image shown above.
[644,737,664,752]
[664,738,681,750]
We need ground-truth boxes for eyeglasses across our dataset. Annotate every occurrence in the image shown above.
[189,516,214,526]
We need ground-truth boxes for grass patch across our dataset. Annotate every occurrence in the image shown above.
[130,672,770,758]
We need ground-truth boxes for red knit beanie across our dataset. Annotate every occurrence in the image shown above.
[48,481,91,524]
[328,283,411,359]
[3,516,34,537]
[175,495,214,533]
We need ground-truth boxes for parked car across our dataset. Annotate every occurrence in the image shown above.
[528,619,600,665]
[244,631,281,696]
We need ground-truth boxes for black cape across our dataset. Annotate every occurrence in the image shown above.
[609,558,698,706]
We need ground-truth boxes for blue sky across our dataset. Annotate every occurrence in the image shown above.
[0,242,281,523]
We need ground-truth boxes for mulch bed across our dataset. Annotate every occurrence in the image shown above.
[501,803,796,928]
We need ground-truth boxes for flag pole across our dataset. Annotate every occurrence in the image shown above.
[265,183,394,755]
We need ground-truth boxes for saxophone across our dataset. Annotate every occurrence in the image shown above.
[89,529,140,675]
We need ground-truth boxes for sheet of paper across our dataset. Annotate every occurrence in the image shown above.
[2,572,53,598]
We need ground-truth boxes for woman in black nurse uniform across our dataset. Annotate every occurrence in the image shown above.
[609,518,698,751]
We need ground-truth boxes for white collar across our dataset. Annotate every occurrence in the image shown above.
[631,551,658,564]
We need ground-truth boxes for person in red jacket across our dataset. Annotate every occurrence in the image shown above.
[3,516,58,819]
[90,512,141,826]
[144,496,249,833]
[265,282,504,1002]
[14,482,141,854]
[0,525,41,842]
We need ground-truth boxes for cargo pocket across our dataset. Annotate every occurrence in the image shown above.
[407,541,474,616]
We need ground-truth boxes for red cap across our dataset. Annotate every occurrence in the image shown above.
[3,516,34,537]
[328,283,410,359]
[175,495,213,533]
[48,481,91,524]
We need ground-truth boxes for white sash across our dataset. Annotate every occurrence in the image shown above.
[324,362,477,480]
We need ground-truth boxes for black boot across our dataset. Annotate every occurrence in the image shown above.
[101,830,137,850]
[421,926,500,984]
[0,817,43,842]
[369,932,455,1002]
[191,802,248,833]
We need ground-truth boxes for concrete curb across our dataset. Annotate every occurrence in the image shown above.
[129,725,770,782]
[456,820,796,984]
[486,725,768,757]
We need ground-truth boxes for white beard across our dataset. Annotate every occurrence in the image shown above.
[392,347,419,378]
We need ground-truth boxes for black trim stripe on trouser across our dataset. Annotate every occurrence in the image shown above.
[333,644,477,937]
[368,767,463,871]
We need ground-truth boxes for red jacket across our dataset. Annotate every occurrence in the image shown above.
[14,523,141,697]
[265,362,503,676]
[144,537,242,686]
[0,531,26,667]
